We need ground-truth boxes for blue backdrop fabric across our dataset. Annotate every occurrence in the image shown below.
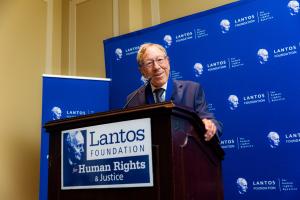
[104,0,300,199]
[39,75,110,200]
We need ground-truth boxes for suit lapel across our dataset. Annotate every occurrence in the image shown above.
[145,84,155,104]
[172,80,183,103]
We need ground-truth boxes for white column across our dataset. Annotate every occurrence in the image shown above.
[44,0,54,74]
[151,0,160,25]
[113,0,120,36]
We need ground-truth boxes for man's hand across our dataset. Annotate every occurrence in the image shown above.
[202,118,217,141]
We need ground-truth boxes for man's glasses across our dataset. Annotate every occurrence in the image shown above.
[142,56,167,68]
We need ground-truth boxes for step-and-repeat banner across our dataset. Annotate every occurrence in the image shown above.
[104,0,300,199]
[39,75,110,200]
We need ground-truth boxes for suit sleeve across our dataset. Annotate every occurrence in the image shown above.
[194,83,223,137]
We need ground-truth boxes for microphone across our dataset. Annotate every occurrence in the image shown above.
[123,78,151,109]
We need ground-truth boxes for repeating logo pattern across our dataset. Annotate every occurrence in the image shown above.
[220,19,231,33]
[104,0,300,199]
[288,0,300,16]
[235,177,298,194]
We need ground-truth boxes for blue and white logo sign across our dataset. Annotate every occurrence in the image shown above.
[51,106,62,120]
[61,118,153,189]
[236,177,248,195]
[163,34,173,48]
[288,0,299,16]
[228,95,239,110]
[65,130,85,168]
[193,62,204,77]
[285,131,300,144]
[115,48,123,61]
[267,131,280,148]
[220,19,231,34]
[273,45,297,59]
[257,48,269,64]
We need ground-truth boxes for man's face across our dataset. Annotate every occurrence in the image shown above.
[239,181,248,193]
[291,1,300,13]
[139,46,170,88]
[261,51,269,61]
[220,20,230,33]
[116,49,122,58]
[232,97,239,107]
[194,63,203,75]
[70,133,84,161]
[53,109,62,119]
[164,36,172,45]
[223,21,230,31]
[271,134,280,146]
[229,96,239,108]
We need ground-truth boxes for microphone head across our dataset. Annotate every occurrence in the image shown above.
[145,77,152,85]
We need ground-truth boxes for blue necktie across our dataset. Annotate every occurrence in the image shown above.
[154,88,164,103]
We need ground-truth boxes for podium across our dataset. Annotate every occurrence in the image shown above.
[45,102,224,200]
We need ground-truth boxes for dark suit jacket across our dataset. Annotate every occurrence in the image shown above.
[126,80,222,137]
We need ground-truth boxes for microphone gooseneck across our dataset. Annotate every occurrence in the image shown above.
[123,78,151,109]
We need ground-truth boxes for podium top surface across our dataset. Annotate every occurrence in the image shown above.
[44,101,225,159]
[45,102,197,130]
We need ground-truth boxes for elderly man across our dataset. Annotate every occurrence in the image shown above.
[194,62,204,77]
[236,178,248,194]
[66,131,85,166]
[267,131,280,148]
[288,0,299,16]
[228,95,239,110]
[51,106,62,120]
[115,48,123,60]
[220,19,231,33]
[163,35,172,48]
[125,43,222,141]
[257,48,269,64]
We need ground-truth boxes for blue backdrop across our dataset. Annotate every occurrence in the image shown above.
[39,75,110,200]
[104,0,300,199]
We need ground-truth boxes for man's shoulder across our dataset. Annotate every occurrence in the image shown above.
[173,80,200,88]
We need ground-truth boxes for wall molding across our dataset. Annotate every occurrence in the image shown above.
[151,0,160,25]
[68,0,89,75]
[69,0,76,75]
[113,0,119,36]
[44,0,53,74]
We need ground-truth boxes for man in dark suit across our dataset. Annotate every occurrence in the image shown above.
[126,43,222,141]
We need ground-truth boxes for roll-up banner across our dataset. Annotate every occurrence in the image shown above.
[39,74,110,200]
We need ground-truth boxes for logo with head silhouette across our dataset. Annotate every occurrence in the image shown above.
[194,63,203,77]
[236,177,248,194]
[267,131,280,148]
[163,34,172,48]
[115,48,123,60]
[288,0,299,16]
[65,130,85,168]
[228,95,239,110]
[51,106,62,120]
[257,48,269,64]
[220,19,231,34]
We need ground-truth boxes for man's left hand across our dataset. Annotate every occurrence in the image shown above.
[202,118,217,141]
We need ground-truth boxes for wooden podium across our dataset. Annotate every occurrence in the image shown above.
[45,102,224,200]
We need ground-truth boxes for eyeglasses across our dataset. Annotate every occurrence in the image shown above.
[142,56,167,68]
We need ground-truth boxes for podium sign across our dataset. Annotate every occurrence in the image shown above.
[46,103,224,200]
[61,118,154,189]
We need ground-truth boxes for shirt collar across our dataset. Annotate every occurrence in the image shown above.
[151,81,168,92]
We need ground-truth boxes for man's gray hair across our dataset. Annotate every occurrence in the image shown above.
[136,43,167,67]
